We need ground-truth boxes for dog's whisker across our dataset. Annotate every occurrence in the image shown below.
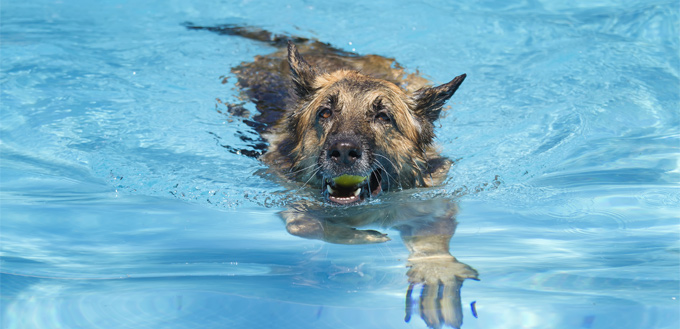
[374,156,399,184]
[374,153,398,172]
[288,163,319,176]
[373,161,394,193]
[374,154,400,188]
[297,166,321,191]
[374,162,389,190]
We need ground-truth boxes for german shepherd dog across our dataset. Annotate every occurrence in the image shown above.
[187,23,479,329]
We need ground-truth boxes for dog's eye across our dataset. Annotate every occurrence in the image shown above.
[318,108,332,119]
[375,112,391,123]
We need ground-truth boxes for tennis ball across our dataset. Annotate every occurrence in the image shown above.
[332,175,367,187]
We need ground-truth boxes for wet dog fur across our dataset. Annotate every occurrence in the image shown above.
[186,23,478,329]
[261,43,465,206]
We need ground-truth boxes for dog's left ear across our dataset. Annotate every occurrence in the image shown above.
[413,73,466,123]
[287,41,317,99]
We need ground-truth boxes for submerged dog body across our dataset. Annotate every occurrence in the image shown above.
[261,43,465,205]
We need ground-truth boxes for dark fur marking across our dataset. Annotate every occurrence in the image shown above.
[287,41,319,100]
[413,74,467,123]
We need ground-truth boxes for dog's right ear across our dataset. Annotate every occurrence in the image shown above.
[287,41,317,99]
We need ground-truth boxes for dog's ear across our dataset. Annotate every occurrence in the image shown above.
[412,73,466,123]
[287,41,317,99]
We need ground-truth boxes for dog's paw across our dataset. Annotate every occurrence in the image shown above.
[356,229,391,244]
[326,228,390,245]
[407,256,478,285]
[405,256,477,329]
[285,218,324,240]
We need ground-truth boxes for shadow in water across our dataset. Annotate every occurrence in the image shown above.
[280,196,479,329]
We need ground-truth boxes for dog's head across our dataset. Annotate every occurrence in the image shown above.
[281,42,465,205]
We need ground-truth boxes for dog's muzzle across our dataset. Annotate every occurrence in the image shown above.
[319,137,382,205]
[322,169,383,205]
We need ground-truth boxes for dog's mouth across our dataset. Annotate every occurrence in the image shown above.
[322,169,383,205]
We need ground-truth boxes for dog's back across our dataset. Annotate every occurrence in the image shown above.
[186,23,428,134]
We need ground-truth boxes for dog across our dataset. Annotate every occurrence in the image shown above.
[187,23,479,329]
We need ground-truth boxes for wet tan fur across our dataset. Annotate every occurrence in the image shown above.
[185,24,478,328]
[259,51,453,191]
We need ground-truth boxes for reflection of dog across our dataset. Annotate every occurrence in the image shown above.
[187,24,478,328]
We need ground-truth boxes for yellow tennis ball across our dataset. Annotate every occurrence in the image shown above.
[332,175,367,187]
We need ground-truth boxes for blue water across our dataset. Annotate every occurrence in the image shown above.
[1,0,679,328]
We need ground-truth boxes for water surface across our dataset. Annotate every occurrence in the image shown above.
[1,0,679,328]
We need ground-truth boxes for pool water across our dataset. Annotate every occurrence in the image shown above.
[1,0,678,328]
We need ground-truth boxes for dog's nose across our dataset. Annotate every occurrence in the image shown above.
[329,141,362,166]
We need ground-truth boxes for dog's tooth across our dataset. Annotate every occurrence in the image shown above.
[353,188,361,197]
[327,185,335,195]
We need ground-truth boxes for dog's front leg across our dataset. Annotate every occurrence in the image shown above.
[399,211,478,329]
[402,227,479,288]
[280,207,390,244]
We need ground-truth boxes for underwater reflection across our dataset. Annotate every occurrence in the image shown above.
[280,196,479,329]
